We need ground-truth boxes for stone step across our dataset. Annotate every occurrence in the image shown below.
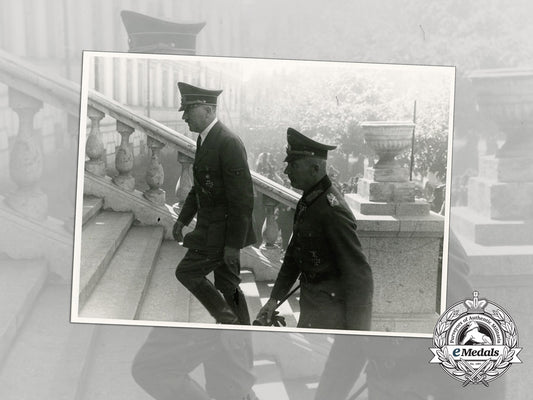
[252,332,331,381]
[78,211,134,311]
[0,283,97,400]
[283,375,321,400]
[136,240,190,322]
[452,206,533,246]
[79,226,164,321]
[252,358,292,400]
[79,325,155,400]
[241,269,266,324]
[455,232,533,276]
[82,195,103,226]
[0,258,48,367]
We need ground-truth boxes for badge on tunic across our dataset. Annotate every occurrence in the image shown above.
[327,193,339,206]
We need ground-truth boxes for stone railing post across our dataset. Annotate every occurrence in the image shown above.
[144,136,165,205]
[175,152,193,204]
[112,121,135,191]
[85,107,106,176]
[63,113,80,232]
[261,195,280,248]
[5,88,46,220]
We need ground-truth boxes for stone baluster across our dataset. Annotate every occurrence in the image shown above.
[85,107,106,176]
[261,195,280,248]
[5,88,47,220]
[112,121,135,191]
[144,136,166,205]
[175,152,193,205]
[63,113,80,232]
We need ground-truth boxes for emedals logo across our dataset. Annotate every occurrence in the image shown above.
[430,291,522,386]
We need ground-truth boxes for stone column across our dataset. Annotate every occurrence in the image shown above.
[175,152,193,205]
[85,107,106,176]
[63,114,80,232]
[5,88,47,220]
[261,195,280,248]
[143,136,166,205]
[112,121,135,191]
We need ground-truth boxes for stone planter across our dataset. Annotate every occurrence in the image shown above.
[469,68,533,158]
[361,121,415,169]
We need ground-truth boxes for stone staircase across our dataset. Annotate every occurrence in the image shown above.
[0,261,334,400]
[77,194,302,326]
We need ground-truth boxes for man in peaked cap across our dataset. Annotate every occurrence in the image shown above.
[173,82,256,326]
[256,128,373,331]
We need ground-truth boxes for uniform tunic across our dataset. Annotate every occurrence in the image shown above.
[176,120,256,293]
[178,120,256,254]
[270,175,373,330]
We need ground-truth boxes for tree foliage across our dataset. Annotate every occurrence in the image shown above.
[241,64,452,181]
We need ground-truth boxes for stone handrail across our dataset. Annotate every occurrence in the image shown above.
[87,89,299,207]
[0,48,80,116]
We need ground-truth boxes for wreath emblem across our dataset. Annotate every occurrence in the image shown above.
[430,291,521,386]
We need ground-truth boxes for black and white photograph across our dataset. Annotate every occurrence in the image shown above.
[1,1,532,399]
[71,49,454,337]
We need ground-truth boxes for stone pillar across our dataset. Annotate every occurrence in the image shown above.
[143,136,165,205]
[5,88,47,220]
[112,121,135,191]
[261,195,280,248]
[85,107,106,176]
[257,195,283,269]
[345,120,444,333]
[63,114,79,232]
[175,152,193,205]
[451,69,533,399]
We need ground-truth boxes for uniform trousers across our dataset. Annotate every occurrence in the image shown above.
[132,327,255,400]
[175,249,250,325]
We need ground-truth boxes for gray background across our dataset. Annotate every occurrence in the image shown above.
[0,0,531,399]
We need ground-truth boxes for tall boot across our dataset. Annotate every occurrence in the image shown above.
[189,280,239,324]
[223,287,251,325]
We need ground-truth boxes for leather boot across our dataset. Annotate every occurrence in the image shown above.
[223,288,251,325]
[189,280,239,324]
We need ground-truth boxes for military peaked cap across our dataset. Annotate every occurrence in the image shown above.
[121,10,206,54]
[285,127,337,162]
[177,82,223,111]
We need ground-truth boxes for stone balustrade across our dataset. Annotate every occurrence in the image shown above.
[85,88,298,248]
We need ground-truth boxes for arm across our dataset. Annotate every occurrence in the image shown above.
[256,245,300,323]
[177,184,198,226]
[324,206,373,330]
[173,185,198,242]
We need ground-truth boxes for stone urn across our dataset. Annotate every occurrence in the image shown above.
[361,121,415,169]
[469,68,533,157]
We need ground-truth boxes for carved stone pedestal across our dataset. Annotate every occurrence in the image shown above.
[347,121,445,333]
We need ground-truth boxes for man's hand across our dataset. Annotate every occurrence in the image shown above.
[223,246,240,267]
[255,298,278,326]
[172,221,185,243]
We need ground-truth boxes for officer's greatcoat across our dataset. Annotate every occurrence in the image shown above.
[177,121,256,255]
[270,175,373,330]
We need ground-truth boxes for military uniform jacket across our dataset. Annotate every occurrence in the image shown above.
[177,121,256,254]
[270,176,373,330]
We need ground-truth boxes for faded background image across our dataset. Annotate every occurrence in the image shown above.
[0,1,532,399]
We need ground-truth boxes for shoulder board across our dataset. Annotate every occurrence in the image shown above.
[327,192,340,207]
